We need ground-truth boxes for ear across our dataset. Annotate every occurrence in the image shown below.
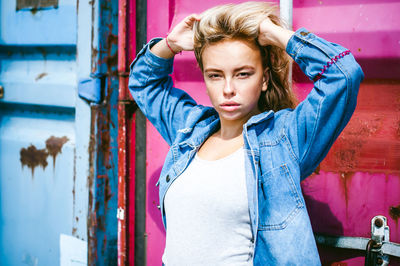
[261,68,269,92]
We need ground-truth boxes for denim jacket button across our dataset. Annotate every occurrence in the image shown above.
[166,175,170,182]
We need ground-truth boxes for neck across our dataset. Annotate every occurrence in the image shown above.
[218,119,245,140]
[217,109,260,139]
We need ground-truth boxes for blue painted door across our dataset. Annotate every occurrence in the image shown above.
[0,0,93,264]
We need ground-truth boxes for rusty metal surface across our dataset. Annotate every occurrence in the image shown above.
[295,9,400,265]
[0,0,121,264]
[0,103,76,265]
[19,135,69,176]
[0,1,82,264]
[117,0,139,264]
[16,0,58,10]
[292,1,400,264]
[117,0,129,264]
[86,0,120,265]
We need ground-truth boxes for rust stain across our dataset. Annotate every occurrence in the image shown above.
[397,119,400,138]
[92,48,98,59]
[344,116,382,137]
[30,8,38,15]
[95,201,105,231]
[20,136,69,177]
[389,204,400,226]
[104,175,112,204]
[100,122,110,162]
[35,72,48,81]
[46,136,69,168]
[38,47,47,60]
[106,33,118,47]
[90,0,96,74]
[334,144,360,170]
[20,145,48,176]
[105,33,118,67]
[339,172,355,218]
[87,106,97,264]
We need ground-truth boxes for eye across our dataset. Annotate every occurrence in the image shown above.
[207,73,222,79]
[237,72,252,78]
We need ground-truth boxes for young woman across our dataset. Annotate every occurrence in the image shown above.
[129,2,363,265]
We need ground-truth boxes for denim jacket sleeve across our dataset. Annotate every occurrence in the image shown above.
[284,28,364,180]
[128,38,197,146]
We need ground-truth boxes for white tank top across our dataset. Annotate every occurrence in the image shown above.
[162,147,253,265]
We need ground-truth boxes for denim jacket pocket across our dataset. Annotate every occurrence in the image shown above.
[258,164,304,230]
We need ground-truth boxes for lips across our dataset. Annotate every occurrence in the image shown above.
[220,101,240,111]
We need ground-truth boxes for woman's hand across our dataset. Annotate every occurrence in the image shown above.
[150,14,200,59]
[258,17,294,50]
[167,14,200,52]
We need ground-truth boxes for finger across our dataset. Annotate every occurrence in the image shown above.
[184,14,200,26]
[192,14,201,21]
[257,36,268,47]
[186,13,200,21]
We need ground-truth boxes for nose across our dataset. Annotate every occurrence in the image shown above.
[223,79,235,96]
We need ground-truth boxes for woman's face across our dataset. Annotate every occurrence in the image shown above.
[202,39,267,126]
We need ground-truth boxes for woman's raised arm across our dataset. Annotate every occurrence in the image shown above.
[151,14,200,59]
[128,14,202,146]
[258,20,364,180]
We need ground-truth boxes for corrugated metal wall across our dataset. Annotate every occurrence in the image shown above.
[140,0,400,265]
[297,0,400,264]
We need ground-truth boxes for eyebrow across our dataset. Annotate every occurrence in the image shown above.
[204,65,256,73]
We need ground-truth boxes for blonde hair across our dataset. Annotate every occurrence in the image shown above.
[193,2,297,112]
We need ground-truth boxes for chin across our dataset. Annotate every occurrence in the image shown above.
[219,113,250,123]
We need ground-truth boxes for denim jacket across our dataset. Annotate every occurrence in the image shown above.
[129,28,364,265]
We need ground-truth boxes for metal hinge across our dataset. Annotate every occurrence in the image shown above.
[78,73,107,104]
[315,215,400,265]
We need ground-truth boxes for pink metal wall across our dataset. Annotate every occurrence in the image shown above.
[144,0,400,265]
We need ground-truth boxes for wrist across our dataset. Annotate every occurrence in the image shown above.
[263,26,294,50]
[166,36,182,54]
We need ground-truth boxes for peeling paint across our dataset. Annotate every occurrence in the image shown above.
[20,145,48,176]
